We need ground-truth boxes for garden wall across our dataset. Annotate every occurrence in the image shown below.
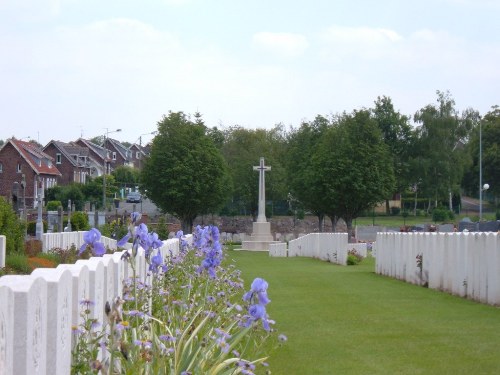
[0,234,190,375]
[375,232,500,305]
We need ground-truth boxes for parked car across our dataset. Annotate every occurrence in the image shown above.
[126,192,142,203]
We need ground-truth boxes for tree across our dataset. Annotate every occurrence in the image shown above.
[372,96,414,213]
[286,115,329,230]
[463,105,500,198]
[221,125,288,218]
[411,91,477,211]
[112,166,140,188]
[313,109,395,236]
[141,111,231,232]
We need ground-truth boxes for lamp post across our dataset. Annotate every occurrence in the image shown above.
[102,128,122,209]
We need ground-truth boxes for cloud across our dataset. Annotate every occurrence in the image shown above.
[252,32,308,58]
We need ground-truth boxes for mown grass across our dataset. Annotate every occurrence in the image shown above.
[228,251,500,374]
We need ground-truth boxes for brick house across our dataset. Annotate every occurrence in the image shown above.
[42,140,99,185]
[128,143,150,170]
[74,138,131,175]
[0,139,61,209]
[103,138,132,170]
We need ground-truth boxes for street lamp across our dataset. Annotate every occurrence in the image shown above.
[480,183,490,221]
[102,128,122,208]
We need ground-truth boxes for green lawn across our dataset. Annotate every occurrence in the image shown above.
[229,251,500,374]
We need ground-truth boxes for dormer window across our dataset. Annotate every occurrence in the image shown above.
[56,153,61,164]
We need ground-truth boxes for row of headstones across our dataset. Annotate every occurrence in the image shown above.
[0,235,186,375]
[269,233,364,266]
[375,232,500,305]
[219,232,305,243]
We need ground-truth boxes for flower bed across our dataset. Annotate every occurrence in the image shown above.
[71,213,285,374]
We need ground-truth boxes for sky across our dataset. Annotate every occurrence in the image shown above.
[0,0,499,146]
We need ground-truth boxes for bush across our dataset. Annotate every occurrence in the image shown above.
[0,196,25,255]
[347,249,363,265]
[46,200,62,211]
[24,239,42,257]
[70,211,90,231]
[432,208,454,222]
[26,220,48,236]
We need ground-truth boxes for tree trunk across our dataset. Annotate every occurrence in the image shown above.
[385,199,390,215]
[345,218,355,243]
[181,217,194,234]
[328,215,338,232]
[317,213,324,232]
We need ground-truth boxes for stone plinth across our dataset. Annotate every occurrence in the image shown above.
[240,222,278,251]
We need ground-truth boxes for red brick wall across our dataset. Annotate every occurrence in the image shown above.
[0,142,38,207]
[43,144,75,185]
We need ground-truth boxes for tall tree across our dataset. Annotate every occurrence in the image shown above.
[372,96,413,213]
[286,115,329,230]
[141,111,231,232]
[221,125,287,218]
[463,105,500,198]
[411,91,477,210]
[313,109,395,236]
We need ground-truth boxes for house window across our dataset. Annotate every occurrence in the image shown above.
[0,163,2,173]
[17,163,21,173]
[136,152,140,159]
[56,153,61,164]
[112,152,116,160]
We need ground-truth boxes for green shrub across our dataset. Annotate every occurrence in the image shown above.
[5,253,31,274]
[0,196,25,255]
[46,200,62,211]
[26,220,48,236]
[70,211,90,231]
[347,249,363,265]
[432,208,454,222]
[154,215,170,240]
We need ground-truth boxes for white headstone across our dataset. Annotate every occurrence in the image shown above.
[0,276,48,374]
[31,268,73,375]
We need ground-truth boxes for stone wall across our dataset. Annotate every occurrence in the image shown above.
[193,215,347,236]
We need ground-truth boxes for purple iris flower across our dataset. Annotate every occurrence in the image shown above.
[149,251,167,274]
[243,278,270,305]
[117,212,142,247]
[79,228,106,256]
[248,304,270,331]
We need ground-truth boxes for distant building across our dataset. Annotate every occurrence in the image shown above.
[43,140,97,185]
[0,139,61,209]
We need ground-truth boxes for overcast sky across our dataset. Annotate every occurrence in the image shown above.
[1,0,499,146]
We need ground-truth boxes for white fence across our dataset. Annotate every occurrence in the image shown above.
[375,232,500,305]
[272,233,350,265]
[0,232,188,375]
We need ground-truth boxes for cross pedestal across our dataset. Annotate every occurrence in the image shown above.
[240,157,279,251]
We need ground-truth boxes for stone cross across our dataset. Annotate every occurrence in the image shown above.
[253,157,271,223]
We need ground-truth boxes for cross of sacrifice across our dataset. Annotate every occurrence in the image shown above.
[253,157,271,223]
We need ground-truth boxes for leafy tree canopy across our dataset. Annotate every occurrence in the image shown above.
[141,111,231,232]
